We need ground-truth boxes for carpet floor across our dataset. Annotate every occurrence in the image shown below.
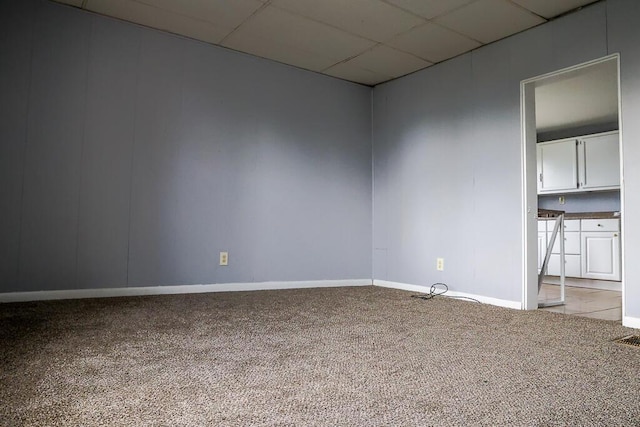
[1,286,639,426]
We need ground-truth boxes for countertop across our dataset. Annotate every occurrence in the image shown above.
[538,209,620,220]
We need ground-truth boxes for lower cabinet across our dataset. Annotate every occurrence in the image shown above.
[548,254,581,277]
[538,217,621,281]
[581,231,621,281]
[537,232,546,272]
[547,224,580,277]
[580,219,621,281]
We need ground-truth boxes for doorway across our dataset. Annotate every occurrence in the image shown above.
[521,55,624,321]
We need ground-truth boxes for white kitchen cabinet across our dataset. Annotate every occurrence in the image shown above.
[538,232,546,272]
[548,231,580,254]
[547,232,581,277]
[537,221,546,272]
[548,254,581,277]
[537,131,619,194]
[547,220,580,277]
[537,138,578,193]
[579,132,620,190]
[540,217,621,281]
[580,218,621,281]
[581,218,619,232]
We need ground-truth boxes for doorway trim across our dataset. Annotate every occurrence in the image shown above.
[520,54,624,317]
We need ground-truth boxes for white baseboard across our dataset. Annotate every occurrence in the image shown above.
[623,316,640,330]
[373,280,429,294]
[0,279,373,303]
[373,280,522,310]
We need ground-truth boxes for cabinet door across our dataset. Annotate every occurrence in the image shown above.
[581,231,621,281]
[537,232,546,272]
[548,231,580,254]
[579,132,620,190]
[548,254,581,277]
[537,139,578,193]
[537,220,546,233]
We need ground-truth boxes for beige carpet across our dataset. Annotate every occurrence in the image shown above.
[1,286,639,426]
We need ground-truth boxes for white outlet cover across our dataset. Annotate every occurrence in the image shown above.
[219,252,228,266]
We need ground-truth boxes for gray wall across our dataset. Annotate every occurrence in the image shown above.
[372,1,639,307]
[0,0,372,293]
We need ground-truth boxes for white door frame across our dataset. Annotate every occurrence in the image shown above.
[520,54,625,316]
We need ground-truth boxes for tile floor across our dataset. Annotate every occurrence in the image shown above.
[539,282,622,321]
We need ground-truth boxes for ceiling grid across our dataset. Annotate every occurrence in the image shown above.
[52,0,600,86]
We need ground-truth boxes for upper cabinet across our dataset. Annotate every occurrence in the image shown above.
[537,131,619,194]
[537,137,579,193]
[579,132,620,190]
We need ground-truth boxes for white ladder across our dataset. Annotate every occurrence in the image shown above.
[538,213,566,308]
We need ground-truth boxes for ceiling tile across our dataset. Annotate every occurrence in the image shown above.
[342,45,431,78]
[511,0,599,19]
[134,0,265,29]
[86,0,231,43]
[221,32,338,72]
[435,0,546,44]
[383,0,475,19]
[387,22,480,63]
[324,62,392,86]
[223,6,376,63]
[271,0,425,42]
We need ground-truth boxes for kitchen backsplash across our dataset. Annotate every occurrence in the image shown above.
[538,191,620,213]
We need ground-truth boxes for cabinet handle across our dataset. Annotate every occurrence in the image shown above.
[597,224,602,227]
[614,233,618,237]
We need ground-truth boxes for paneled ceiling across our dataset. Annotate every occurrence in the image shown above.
[53,0,599,86]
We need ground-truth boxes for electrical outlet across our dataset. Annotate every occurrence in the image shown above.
[219,251,228,266]
[436,258,444,271]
